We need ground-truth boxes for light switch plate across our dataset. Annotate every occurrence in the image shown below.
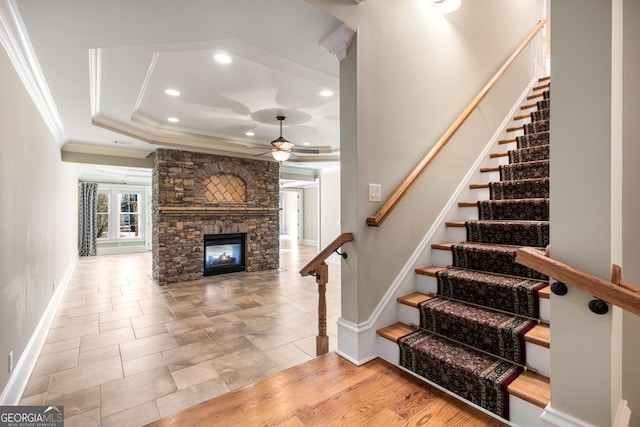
[368,184,381,202]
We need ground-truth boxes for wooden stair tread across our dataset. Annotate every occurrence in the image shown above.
[514,114,530,120]
[524,324,550,348]
[470,183,489,189]
[397,292,434,308]
[445,221,465,228]
[538,76,550,82]
[507,371,550,409]
[499,137,517,144]
[520,103,537,110]
[458,201,478,208]
[377,322,417,342]
[533,83,551,91]
[415,266,448,277]
[526,92,544,100]
[506,126,522,133]
[480,166,499,173]
[431,242,455,251]
[490,151,509,159]
[538,285,550,299]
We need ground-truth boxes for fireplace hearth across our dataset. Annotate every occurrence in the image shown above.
[204,233,246,276]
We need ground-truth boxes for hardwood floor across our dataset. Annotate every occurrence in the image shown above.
[147,353,506,427]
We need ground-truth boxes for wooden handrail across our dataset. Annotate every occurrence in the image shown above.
[299,232,354,277]
[516,247,640,317]
[299,232,353,356]
[366,19,547,227]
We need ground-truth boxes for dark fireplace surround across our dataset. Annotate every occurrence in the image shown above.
[152,149,280,285]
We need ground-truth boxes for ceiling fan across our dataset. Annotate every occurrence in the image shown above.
[269,115,320,161]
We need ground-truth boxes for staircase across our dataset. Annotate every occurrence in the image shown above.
[377,77,552,425]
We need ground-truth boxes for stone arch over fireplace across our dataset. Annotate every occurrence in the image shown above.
[196,161,255,205]
[202,173,246,203]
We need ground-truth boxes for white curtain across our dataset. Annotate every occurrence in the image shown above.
[78,182,98,256]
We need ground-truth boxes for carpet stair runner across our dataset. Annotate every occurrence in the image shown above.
[377,79,552,422]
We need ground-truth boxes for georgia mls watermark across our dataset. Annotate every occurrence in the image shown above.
[0,406,64,427]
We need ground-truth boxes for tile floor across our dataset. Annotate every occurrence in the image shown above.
[19,240,340,426]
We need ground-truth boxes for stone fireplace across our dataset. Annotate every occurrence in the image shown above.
[152,149,280,285]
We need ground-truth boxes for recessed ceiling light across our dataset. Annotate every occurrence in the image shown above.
[214,53,232,64]
[167,117,179,123]
[164,89,180,96]
[302,142,311,146]
[245,131,255,136]
[319,90,334,97]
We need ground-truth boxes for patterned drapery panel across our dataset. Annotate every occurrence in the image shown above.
[78,182,98,256]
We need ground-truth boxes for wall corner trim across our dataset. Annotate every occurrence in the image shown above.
[0,254,78,405]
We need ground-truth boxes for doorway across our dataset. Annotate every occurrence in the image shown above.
[280,189,303,242]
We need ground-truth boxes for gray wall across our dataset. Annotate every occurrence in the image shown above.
[309,0,544,322]
[622,0,640,425]
[302,185,318,245]
[0,44,78,393]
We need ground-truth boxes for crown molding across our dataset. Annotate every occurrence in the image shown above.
[0,0,65,146]
[319,24,356,61]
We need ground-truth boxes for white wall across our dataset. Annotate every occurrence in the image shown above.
[308,0,544,323]
[302,185,318,246]
[549,0,622,425]
[319,171,341,262]
[0,43,78,394]
[622,0,640,425]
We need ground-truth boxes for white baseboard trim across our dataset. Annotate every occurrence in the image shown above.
[540,404,598,427]
[0,254,78,405]
[300,239,318,247]
[97,245,148,255]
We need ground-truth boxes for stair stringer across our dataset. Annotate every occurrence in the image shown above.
[335,77,538,366]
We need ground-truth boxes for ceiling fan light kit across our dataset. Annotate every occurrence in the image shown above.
[268,115,321,162]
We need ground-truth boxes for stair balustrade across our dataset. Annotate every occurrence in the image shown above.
[299,232,354,355]
[516,247,640,316]
[367,19,547,227]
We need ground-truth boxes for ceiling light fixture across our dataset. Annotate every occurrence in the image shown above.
[167,117,179,123]
[302,142,311,146]
[245,131,255,136]
[432,0,462,13]
[214,53,232,64]
[319,90,334,97]
[164,89,180,96]
[271,115,293,162]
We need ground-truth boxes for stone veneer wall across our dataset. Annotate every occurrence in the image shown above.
[152,149,280,285]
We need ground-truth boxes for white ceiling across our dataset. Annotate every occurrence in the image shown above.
[6,0,345,180]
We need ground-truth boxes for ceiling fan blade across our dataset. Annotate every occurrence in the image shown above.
[291,148,320,154]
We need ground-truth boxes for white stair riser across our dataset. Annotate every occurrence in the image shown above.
[398,303,420,327]
[525,341,551,378]
[539,298,550,322]
[509,395,545,427]
[416,274,437,295]
[469,188,490,201]
[457,206,478,221]
[431,249,452,267]
[490,156,510,167]
[445,226,466,243]
[377,335,400,365]
[481,171,501,183]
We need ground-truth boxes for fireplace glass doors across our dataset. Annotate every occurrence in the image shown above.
[203,233,246,276]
